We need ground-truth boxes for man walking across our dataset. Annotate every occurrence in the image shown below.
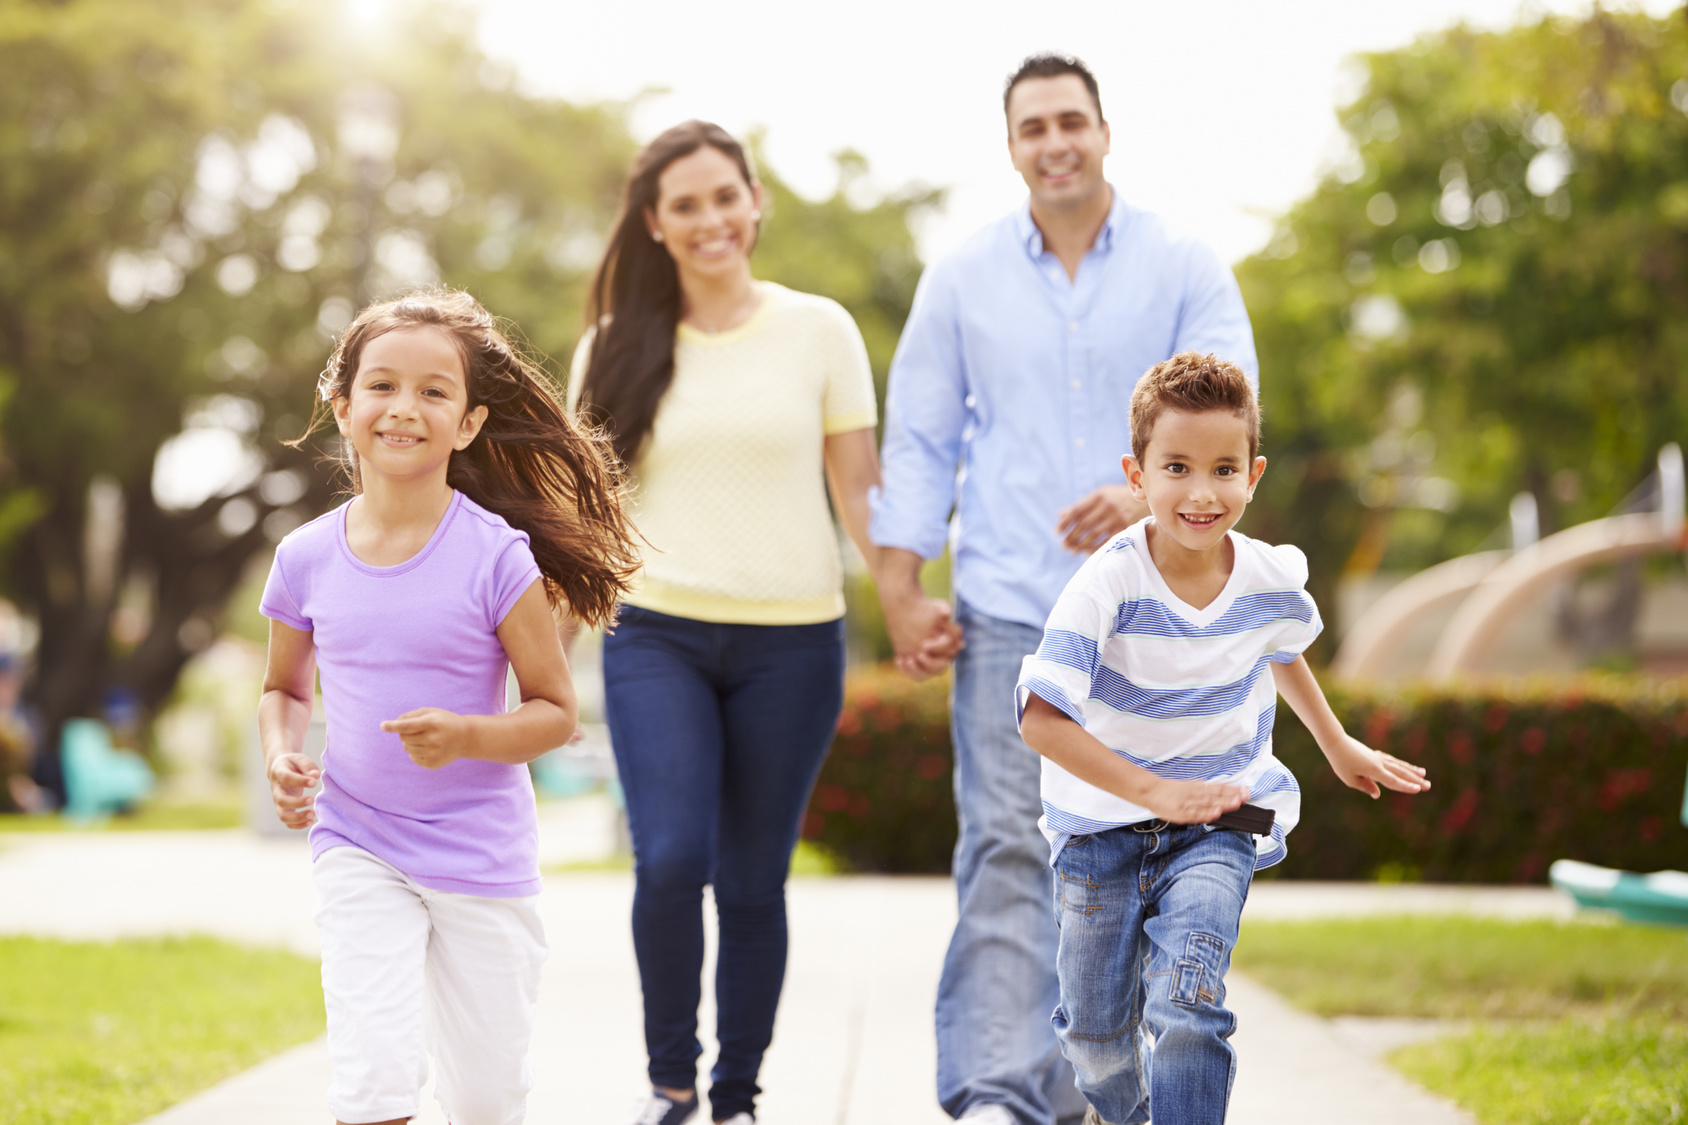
[870,54,1258,1125]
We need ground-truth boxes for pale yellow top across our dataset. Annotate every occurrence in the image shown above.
[568,281,877,624]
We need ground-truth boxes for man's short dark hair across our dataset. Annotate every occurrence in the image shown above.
[1003,54,1104,124]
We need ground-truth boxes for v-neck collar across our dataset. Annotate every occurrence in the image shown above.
[1131,518,1246,628]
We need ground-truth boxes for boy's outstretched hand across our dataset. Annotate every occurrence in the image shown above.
[1322,734,1430,799]
[1144,777,1251,825]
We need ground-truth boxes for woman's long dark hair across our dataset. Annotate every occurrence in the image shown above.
[298,289,640,629]
[577,120,758,467]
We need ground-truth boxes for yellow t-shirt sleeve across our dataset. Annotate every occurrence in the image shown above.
[820,302,878,435]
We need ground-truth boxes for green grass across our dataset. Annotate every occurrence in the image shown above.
[0,935,324,1125]
[1392,1019,1688,1125]
[1236,916,1688,1124]
[0,801,244,833]
[1235,916,1688,1019]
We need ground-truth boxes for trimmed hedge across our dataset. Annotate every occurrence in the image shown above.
[805,667,1688,881]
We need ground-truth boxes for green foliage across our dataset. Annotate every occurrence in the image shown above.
[751,145,940,405]
[1,0,931,753]
[805,664,956,873]
[808,669,1688,879]
[1235,916,1688,1020]
[1276,678,1688,882]
[0,934,324,1124]
[1237,9,1688,644]
[1394,1019,1688,1125]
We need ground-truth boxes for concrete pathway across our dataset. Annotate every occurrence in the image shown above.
[0,808,1566,1124]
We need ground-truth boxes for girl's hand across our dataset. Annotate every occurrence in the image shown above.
[1143,777,1250,825]
[267,753,321,830]
[381,708,467,770]
[1323,734,1431,798]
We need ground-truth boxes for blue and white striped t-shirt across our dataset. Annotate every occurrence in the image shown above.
[1014,519,1323,870]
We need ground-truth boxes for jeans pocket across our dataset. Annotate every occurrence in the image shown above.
[1056,868,1102,918]
[1169,932,1227,1009]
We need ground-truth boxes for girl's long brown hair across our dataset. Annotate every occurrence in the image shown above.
[577,120,759,466]
[298,289,639,629]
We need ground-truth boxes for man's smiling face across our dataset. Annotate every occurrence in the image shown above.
[1006,73,1111,213]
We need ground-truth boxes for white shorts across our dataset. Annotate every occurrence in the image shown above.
[312,845,547,1125]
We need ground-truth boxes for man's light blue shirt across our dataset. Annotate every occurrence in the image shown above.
[870,189,1258,629]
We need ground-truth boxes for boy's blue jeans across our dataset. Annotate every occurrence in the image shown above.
[1051,822,1257,1125]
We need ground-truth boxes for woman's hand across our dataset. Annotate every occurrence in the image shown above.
[381,708,469,770]
[267,752,321,829]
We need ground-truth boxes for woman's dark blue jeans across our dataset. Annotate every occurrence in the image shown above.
[602,604,845,1121]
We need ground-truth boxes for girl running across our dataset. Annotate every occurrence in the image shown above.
[258,289,638,1125]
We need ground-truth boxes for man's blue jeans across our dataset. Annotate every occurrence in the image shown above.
[938,601,1087,1124]
[1051,823,1256,1125]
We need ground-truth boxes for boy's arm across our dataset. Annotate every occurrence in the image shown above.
[1269,655,1430,798]
[1020,693,1249,824]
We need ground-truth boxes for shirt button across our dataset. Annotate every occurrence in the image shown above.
[1068,320,1080,331]
[1071,380,1082,390]
[1074,437,1086,449]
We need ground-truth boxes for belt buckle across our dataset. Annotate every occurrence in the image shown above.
[1132,819,1169,833]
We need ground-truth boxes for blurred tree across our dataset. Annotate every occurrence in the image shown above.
[0,0,638,795]
[751,144,940,406]
[1237,8,1688,654]
[0,0,932,796]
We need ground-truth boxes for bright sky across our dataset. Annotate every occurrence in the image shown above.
[470,0,1673,265]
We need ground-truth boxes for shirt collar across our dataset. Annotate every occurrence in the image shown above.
[1015,185,1127,259]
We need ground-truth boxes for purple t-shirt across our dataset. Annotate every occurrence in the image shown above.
[260,490,544,897]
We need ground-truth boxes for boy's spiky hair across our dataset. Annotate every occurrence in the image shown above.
[1129,352,1260,463]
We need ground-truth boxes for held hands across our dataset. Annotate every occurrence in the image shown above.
[380,707,469,770]
[1323,734,1431,799]
[881,592,965,681]
[1057,485,1149,554]
[1142,777,1250,825]
[267,753,321,830]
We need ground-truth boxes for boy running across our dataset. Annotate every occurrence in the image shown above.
[1015,352,1430,1125]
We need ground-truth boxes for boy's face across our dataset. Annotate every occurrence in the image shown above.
[1123,408,1266,554]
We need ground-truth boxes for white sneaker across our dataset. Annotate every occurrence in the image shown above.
[716,1116,755,1125]
[959,1107,1018,1125]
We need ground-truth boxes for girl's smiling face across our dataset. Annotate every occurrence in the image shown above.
[1124,408,1267,555]
[333,325,488,484]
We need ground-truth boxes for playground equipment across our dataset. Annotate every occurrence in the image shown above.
[1333,444,1687,683]
[61,717,154,820]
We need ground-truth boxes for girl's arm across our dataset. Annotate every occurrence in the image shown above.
[381,579,576,768]
[1269,655,1431,798]
[1021,693,1248,824]
[259,619,321,830]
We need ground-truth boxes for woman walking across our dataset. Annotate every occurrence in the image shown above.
[569,121,926,1125]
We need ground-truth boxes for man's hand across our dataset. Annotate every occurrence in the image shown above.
[267,752,320,830]
[1056,485,1148,554]
[1141,777,1250,825]
[381,708,469,770]
[1322,734,1430,799]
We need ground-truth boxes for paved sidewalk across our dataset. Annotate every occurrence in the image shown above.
[0,813,1564,1124]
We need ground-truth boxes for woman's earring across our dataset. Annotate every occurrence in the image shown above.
[751,211,762,221]
[650,230,664,242]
